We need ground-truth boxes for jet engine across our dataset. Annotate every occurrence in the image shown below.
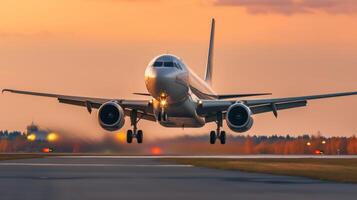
[98,101,125,131]
[226,103,254,133]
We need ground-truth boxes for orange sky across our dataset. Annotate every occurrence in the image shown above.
[1,0,357,139]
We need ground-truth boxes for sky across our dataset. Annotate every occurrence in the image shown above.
[1,0,357,139]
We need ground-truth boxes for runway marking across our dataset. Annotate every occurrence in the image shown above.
[57,155,357,159]
[0,163,193,167]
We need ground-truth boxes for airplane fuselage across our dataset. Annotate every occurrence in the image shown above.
[144,54,214,128]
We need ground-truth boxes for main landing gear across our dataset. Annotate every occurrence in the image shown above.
[126,110,144,144]
[209,112,226,145]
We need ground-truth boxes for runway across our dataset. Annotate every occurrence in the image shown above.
[0,156,356,200]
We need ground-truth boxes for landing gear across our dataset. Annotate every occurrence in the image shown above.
[126,110,144,144]
[209,130,226,144]
[127,130,133,143]
[209,112,226,145]
[137,130,143,144]
[219,131,226,144]
[158,110,168,122]
[210,131,216,144]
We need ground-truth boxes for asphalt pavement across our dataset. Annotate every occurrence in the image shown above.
[0,156,356,200]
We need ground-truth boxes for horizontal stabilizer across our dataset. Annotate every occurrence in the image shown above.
[215,93,272,99]
[133,93,151,96]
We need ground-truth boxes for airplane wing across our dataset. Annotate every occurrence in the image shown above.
[2,89,156,121]
[199,91,357,121]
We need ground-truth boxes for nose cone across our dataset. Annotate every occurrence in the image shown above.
[145,67,188,103]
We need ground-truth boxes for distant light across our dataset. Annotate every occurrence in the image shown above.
[322,140,326,144]
[42,148,53,153]
[47,133,58,142]
[27,134,36,141]
[151,147,162,155]
[116,132,126,143]
[314,149,321,155]
[306,142,311,146]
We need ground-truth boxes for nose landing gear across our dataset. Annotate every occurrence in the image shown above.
[158,93,168,122]
[126,110,144,144]
[209,112,226,145]
[157,110,168,122]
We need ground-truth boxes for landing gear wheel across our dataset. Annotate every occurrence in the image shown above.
[162,112,168,121]
[219,131,226,144]
[127,130,133,144]
[137,130,143,144]
[158,111,168,122]
[210,131,216,144]
[157,112,162,121]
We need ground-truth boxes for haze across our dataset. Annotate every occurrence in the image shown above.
[1,0,357,139]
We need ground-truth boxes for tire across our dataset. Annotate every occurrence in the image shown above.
[162,112,168,121]
[157,112,162,122]
[210,131,216,144]
[220,131,226,144]
[127,130,133,144]
[137,130,143,144]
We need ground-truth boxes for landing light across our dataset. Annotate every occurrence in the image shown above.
[160,99,167,106]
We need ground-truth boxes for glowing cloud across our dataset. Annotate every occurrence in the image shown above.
[214,0,357,15]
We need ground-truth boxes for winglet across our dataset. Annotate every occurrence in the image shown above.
[204,18,215,86]
[2,89,9,94]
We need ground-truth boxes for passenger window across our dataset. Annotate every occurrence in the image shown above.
[164,62,174,67]
[153,61,163,67]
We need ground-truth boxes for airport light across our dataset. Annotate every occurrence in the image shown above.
[47,133,58,142]
[151,147,162,155]
[116,132,126,143]
[27,134,36,141]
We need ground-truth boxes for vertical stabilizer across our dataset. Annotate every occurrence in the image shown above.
[204,18,215,85]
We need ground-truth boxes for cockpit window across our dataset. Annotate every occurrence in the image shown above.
[164,62,174,67]
[153,61,163,67]
[174,62,182,70]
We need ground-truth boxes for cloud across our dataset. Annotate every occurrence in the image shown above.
[214,0,357,15]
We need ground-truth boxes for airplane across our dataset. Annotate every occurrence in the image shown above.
[2,18,357,145]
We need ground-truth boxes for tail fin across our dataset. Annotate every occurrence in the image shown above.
[204,18,215,85]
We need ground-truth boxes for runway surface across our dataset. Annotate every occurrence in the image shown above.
[0,156,356,200]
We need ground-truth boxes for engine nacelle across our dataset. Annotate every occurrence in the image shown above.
[98,101,125,132]
[226,103,254,133]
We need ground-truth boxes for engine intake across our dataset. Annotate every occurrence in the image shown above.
[226,103,253,133]
[98,102,125,132]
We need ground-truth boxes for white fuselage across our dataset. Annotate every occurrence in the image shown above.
[144,54,216,128]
